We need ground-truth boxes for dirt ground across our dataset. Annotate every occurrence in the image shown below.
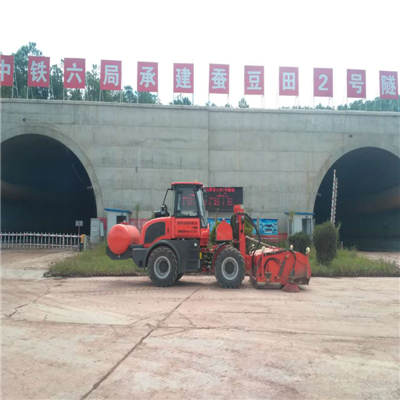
[1,250,400,400]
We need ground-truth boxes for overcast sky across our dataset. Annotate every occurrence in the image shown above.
[1,0,399,108]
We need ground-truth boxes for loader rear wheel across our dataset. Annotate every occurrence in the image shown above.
[148,246,178,287]
[214,246,245,289]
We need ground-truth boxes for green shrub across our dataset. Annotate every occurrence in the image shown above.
[289,232,311,254]
[244,218,254,237]
[313,221,338,264]
[210,220,220,244]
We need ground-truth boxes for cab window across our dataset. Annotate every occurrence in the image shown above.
[176,187,198,218]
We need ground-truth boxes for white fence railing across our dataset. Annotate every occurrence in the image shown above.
[0,232,81,249]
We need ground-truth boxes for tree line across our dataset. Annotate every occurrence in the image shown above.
[1,43,399,111]
[0,43,159,104]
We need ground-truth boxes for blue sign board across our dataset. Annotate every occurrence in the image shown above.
[259,219,278,236]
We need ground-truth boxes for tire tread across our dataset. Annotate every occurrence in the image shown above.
[148,246,178,287]
[214,246,245,289]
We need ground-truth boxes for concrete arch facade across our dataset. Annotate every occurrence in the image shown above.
[1,123,104,217]
[1,99,399,231]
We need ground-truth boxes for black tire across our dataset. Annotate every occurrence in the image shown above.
[214,246,245,288]
[176,273,184,282]
[148,246,178,287]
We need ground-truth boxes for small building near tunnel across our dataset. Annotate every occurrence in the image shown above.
[104,208,132,236]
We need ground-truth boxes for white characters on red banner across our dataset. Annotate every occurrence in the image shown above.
[0,59,11,83]
[209,64,229,94]
[279,67,298,96]
[173,63,194,93]
[100,60,122,91]
[104,65,119,86]
[380,71,398,99]
[314,68,333,97]
[350,74,363,93]
[137,62,158,92]
[28,57,50,87]
[212,69,227,89]
[64,58,85,89]
[176,68,191,89]
[244,66,264,95]
[248,72,261,90]
[0,55,14,87]
[347,69,366,98]
[283,73,295,91]
[140,67,156,88]
[67,64,82,84]
[381,76,396,95]
[31,61,47,83]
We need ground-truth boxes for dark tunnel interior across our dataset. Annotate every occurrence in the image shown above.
[1,134,97,234]
[314,147,400,251]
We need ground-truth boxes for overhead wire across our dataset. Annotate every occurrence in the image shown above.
[65,145,86,185]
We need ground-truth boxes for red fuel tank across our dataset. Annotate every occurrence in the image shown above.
[108,224,140,255]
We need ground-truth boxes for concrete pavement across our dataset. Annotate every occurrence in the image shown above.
[1,250,400,399]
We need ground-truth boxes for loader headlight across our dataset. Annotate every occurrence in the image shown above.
[290,245,293,251]
[306,247,310,254]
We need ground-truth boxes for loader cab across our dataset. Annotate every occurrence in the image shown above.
[156,182,207,227]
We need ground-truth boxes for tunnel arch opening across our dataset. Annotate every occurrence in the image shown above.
[314,147,400,251]
[1,134,97,234]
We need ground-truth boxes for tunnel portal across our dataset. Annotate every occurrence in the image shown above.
[1,134,97,234]
[314,147,400,251]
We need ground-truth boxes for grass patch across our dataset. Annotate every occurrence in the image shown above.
[45,242,146,277]
[310,248,399,277]
[45,242,399,278]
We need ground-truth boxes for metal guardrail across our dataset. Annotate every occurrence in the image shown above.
[0,232,80,249]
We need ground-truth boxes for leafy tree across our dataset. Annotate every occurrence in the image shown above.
[123,86,136,103]
[50,63,64,100]
[238,97,249,108]
[224,103,232,108]
[337,96,399,112]
[315,102,334,110]
[86,64,100,101]
[136,91,159,104]
[205,101,217,107]
[69,89,83,101]
[171,94,192,105]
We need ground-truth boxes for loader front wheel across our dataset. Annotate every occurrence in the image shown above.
[148,246,178,287]
[214,246,245,289]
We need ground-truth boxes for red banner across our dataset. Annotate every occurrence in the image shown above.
[244,65,264,95]
[379,71,398,100]
[64,58,85,89]
[347,69,366,98]
[0,55,14,87]
[279,67,298,96]
[209,64,229,94]
[173,63,193,93]
[137,62,158,92]
[28,56,50,88]
[314,68,333,97]
[100,60,122,91]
